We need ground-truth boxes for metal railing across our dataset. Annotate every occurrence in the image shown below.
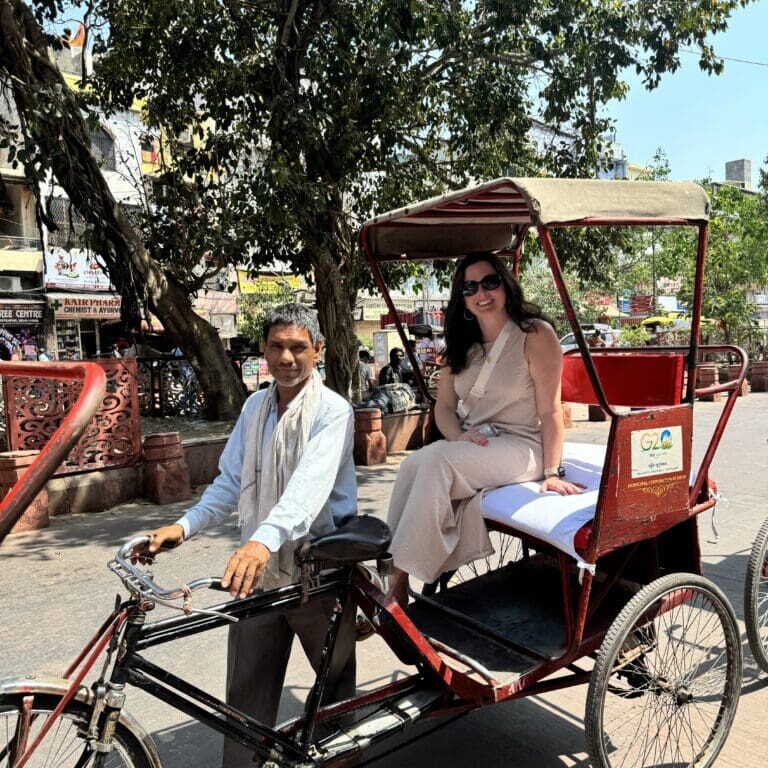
[135,353,265,418]
[0,362,106,543]
[2,358,141,477]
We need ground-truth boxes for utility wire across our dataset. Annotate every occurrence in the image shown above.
[679,47,768,69]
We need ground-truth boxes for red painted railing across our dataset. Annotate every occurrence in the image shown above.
[0,362,106,544]
[2,358,140,476]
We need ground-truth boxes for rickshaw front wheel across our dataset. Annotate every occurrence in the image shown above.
[744,515,768,673]
[585,573,741,768]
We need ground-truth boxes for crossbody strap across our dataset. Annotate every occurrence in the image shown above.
[456,320,512,420]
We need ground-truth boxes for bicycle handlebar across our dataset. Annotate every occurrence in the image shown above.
[110,536,224,601]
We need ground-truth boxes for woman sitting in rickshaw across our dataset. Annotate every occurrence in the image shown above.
[386,252,583,607]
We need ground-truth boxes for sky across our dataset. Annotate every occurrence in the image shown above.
[606,1,768,187]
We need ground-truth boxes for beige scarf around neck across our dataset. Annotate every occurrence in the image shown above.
[239,369,324,588]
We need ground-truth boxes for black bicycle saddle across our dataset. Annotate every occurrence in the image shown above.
[296,516,391,565]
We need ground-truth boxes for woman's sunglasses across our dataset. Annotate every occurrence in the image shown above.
[461,273,502,297]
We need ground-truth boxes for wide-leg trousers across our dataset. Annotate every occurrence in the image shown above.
[387,436,542,584]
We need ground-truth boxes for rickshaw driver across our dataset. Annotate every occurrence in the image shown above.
[137,303,358,768]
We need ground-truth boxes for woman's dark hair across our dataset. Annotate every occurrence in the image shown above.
[443,252,547,374]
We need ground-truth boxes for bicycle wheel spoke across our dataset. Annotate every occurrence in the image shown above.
[589,579,738,768]
[0,701,139,768]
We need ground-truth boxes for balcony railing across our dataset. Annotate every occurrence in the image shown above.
[0,234,43,250]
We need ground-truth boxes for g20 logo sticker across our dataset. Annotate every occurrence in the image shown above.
[631,425,683,478]
[640,428,674,452]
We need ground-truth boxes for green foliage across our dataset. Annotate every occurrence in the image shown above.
[237,280,297,346]
[618,325,650,347]
[79,0,749,283]
[521,255,604,337]
[5,0,752,388]
[671,184,768,346]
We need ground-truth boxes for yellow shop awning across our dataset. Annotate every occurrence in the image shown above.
[0,250,43,272]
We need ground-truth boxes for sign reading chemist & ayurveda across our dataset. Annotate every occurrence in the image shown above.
[47,294,121,319]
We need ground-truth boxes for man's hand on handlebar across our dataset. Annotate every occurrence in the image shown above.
[221,541,271,599]
[132,524,185,562]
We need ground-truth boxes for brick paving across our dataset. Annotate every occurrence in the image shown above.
[1,395,766,767]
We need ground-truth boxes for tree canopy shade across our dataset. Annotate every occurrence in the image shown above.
[0,0,752,395]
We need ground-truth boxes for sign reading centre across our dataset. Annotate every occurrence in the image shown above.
[47,293,121,319]
[0,302,45,325]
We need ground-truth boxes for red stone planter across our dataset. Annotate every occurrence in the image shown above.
[354,408,387,466]
[143,432,192,504]
[749,360,768,393]
[696,364,722,402]
[0,450,50,533]
[726,364,749,397]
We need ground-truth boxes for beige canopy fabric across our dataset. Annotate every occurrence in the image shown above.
[362,177,709,260]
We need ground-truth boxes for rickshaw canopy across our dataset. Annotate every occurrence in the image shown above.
[361,177,710,261]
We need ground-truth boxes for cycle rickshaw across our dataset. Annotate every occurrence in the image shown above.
[0,178,750,768]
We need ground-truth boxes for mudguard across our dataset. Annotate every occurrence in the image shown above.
[0,674,163,768]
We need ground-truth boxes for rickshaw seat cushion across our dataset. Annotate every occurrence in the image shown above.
[561,353,684,407]
[481,442,606,562]
[297,515,392,565]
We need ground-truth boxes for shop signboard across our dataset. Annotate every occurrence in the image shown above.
[237,271,302,295]
[0,302,45,325]
[48,293,121,319]
[44,248,113,291]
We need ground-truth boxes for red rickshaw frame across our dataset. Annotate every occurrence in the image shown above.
[356,177,746,700]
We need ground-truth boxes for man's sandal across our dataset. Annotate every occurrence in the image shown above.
[355,611,376,641]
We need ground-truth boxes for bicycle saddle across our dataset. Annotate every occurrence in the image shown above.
[296,516,391,565]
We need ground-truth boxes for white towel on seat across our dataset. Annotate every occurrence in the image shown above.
[481,442,607,563]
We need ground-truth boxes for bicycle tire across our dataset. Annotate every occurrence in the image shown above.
[585,573,741,768]
[744,515,768,672]
[0,692,155,768]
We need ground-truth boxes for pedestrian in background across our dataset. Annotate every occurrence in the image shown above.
[378,347,406,385]
[358,349,375,401]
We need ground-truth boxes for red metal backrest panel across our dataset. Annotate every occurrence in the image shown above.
[561,353,684,407]
[589,405,693,558]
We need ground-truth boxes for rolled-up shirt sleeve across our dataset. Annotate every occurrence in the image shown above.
[250,402,354,552]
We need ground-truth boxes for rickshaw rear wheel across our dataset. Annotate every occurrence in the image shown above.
[585,573,741,768]
[744,514,768,672]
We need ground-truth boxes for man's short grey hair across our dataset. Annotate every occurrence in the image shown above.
[262,304,324,345]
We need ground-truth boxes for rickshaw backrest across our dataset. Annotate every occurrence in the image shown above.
[561,353,684,408]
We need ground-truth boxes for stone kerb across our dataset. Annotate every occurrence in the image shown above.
[143,432,192,505]
[0,450,50,533]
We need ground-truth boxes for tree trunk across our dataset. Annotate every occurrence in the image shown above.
[313,254,358,396]
[308,200,358,396]
[0,0,245,419]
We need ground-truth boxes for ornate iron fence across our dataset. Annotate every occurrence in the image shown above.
[136,356,206,418]
[135,353,265,418]
[2,358,141,475]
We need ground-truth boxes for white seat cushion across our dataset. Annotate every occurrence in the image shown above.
[481,442,607,562]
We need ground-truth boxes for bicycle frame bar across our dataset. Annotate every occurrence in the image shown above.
[119,572,353,766]
[13,608,127,768]
[0,362,106,544]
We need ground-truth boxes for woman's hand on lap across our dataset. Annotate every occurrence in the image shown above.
[455,429,489,446]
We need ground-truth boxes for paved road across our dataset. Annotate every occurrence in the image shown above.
[1,396,766,767]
